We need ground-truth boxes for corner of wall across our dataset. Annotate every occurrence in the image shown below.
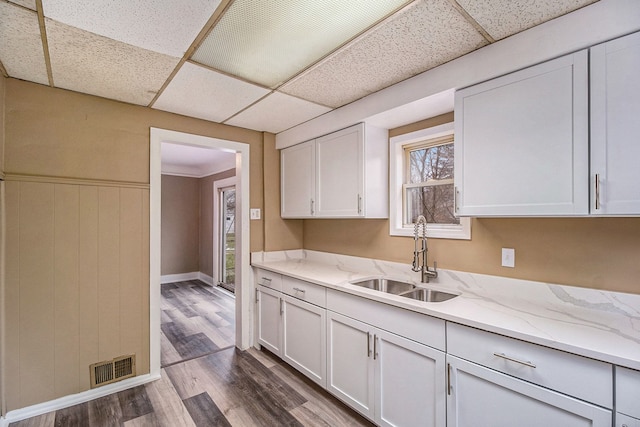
[262,132,303,251]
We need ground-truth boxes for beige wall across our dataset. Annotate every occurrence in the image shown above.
[1,74,5,174]
[263,132,303,251]
[297,114,640,296]
[199,169,236,278]
[2,78,265,411]
[0,73,5,416]
[161,175,200,275]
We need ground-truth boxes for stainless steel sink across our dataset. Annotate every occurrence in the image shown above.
[350,277,415,294]
[398,288,458,303]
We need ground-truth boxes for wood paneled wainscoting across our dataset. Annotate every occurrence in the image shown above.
[9,280,372,426]
[4,175,150,411]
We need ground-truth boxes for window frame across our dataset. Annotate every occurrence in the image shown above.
[389,122,471,239]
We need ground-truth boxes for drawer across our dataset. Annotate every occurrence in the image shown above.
[617,366,640,419]
[447,322,612,408]
[282,276,326,307]
[255,268,282,291]
[617,413,640,427]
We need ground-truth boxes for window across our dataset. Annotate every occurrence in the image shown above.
[404,136,457,225]
[390,122,470,239]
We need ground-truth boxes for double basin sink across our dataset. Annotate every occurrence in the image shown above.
[349,277,458,303]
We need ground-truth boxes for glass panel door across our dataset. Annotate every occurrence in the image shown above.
[219,187,236,293]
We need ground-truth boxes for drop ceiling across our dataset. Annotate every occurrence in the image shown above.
[1,0,598,135]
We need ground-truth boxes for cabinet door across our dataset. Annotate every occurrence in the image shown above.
[282,295,326,387]
[315,125,364,217]
[454,50,589,216]
[281,141,315,218]
[256,286,282,355]
[375,329,446,427]
[447,356,612,427]
[591,31,640,215]
[326,311,374,419]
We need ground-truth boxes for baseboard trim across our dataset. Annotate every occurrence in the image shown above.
[2,373,160,426]
[160,272,199,284]
[161,272,216,286]
[198,272,215,286]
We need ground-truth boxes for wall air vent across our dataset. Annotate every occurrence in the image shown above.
[90,354,136,388]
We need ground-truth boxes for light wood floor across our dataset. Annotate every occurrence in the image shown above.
[10,281,373,427]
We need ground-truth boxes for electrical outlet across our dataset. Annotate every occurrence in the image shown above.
[250,208,261,220]
[502,248,515,268]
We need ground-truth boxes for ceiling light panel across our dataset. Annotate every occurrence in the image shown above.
[456,0,599,41]
[225,92,331,134]
[42,0,222,57]
[192,0,412,89]
[0,3,49,85]
[46,19,180,106]
[280,0,487,108]
[153,62,270,123]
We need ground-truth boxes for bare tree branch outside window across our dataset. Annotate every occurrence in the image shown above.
[405,142,458,225]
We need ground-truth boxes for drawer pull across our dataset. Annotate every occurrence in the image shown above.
[293,287,306,294]
[493,352,537,369]
[262,277,272,285]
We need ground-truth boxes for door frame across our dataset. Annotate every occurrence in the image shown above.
[213,177,236,288]
[150,128,251,378]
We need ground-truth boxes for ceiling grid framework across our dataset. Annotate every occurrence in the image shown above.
[0,0,601,135]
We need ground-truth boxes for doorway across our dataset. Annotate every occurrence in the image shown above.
[150,128,252,379]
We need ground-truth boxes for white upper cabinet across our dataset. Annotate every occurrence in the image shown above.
[281,140,316,218]
[280,123,388,219]
[454,50,589,216]
[590,31,640,215]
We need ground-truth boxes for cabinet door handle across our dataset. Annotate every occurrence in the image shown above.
[357,194,362,215]
[595,173,601,210]
[367,333,372,358]
[255,289,259,302]
[373,335,378,360]
[279,299,283,315]
[493,352,537,368]
[310,199,315,215]
[447,363,452,395]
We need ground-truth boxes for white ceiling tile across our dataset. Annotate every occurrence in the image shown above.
[0,3,49,85]
[153,62,270,123]
[41,0,222,57]
[7,0,36,10]
[225,92,331,134]
[457,0,599,41]
[280,0,488,108]
[46,19,179,106]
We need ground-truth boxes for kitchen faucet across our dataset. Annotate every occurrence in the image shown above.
[412,215,438,283]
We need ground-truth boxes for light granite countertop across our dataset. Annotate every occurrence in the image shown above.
[252,250,640,371]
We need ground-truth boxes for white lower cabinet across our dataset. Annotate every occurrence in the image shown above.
[447,355,612,427]
[256,285,282,355]
[281,294,326,387]
[616,366,640,427]
[256,279,327,387]
[326,311,446,426]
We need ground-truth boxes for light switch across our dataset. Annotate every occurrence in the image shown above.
[250,208,261,220]
[502,248,515,268]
